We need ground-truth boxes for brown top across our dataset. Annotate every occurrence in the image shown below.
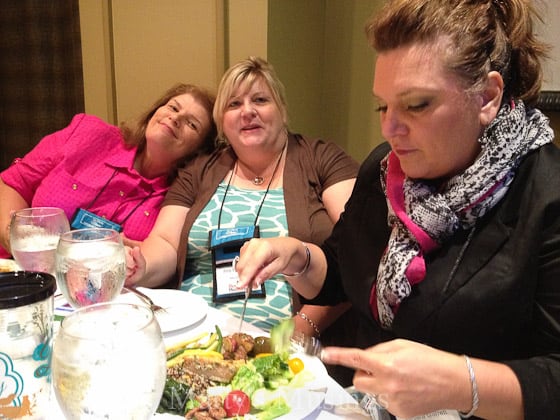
[163,132,359,289]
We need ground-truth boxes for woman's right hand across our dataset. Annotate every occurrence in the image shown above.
[125,245,146,287]
[236,237,326,300]
[234,237,300,288]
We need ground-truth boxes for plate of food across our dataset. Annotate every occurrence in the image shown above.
[118,288,208,334]
[155,329,329,419]
[0,259,20,273]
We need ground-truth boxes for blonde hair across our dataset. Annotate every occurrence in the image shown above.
[213,56,289,144]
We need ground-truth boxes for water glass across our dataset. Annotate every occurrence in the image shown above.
[55,228,126,308]
[0,271,56,420]
[9,207,70,276]
[52,302,166,419]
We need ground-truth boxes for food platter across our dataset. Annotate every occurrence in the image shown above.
[154,353,329,419]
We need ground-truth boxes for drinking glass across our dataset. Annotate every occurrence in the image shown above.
[9,207,70,275]
[55,228,126,308]
[52,302,166,419]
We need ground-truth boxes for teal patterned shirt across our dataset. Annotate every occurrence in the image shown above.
[183,182,291,331]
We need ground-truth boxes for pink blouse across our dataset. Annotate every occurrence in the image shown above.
[1,114,168,257]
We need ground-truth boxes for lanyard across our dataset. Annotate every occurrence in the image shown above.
[217,145,285,229]
[85,168,154,227]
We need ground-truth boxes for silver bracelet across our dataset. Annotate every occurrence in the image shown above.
[459,355,479,418]
[296,311,320,337]
[283,242,311,277]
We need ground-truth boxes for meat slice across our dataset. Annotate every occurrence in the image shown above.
[177,356,246,383]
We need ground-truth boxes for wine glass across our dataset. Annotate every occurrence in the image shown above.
[55,228,126,308]
[9,207,70,275]
[52,302,166,419]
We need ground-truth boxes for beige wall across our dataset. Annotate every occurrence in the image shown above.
[227,0,268,65]
[79,1,384,163]
[78,1,560,162]
[111,0,224,123]
[79,0,270,125]
[79,0,226,124]
[78,1,115,123]
[267,1,380,162]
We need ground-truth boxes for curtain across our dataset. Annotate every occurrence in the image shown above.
[0,0,84,171]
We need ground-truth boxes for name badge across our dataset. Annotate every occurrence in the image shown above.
[209,226,264,303]
[71,208,122,232]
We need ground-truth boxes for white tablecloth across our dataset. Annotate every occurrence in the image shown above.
[48,302,366,419]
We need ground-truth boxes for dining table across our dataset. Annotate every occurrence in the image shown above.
[47,288,370,420]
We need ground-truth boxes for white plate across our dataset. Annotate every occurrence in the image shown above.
[154,353,328,419]
[278,387,325,419]
[0,258,21,273]
[118,288,208,333]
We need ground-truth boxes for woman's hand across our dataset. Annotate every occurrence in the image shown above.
[125,246,146,287]
[235,237,327,300]
[235,237,304,288]
[321,339,470,418]
[121,233,141,249]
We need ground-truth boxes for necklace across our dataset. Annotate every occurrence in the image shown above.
[217,142,286,229]
[241,142,287,186]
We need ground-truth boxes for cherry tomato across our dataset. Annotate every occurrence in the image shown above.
[223,390,250,416]
[288,357,304,374]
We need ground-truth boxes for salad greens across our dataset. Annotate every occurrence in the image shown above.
[252,354,293,389]
[158,324,313,419]
[156,378,191,415]
[231,364,265,397]
[253,397,291,419]
[231,353,294,396]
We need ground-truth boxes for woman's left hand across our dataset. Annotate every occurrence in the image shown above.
[321,339,469,418]
[121,233,141,249]
[124,245,146,287]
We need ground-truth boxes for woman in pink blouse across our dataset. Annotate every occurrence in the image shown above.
[0,83,216,258]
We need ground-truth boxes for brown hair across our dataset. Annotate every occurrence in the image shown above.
[120,83,217,158]
[213,56,289,145]
[366,0,550,106]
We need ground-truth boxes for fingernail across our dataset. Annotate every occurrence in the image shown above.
[232,256,239,271]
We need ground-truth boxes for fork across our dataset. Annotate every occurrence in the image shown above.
[290,330,323,357]
[123,287,166,313]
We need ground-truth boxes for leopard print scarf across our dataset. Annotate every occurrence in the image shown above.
[372,100,554,329]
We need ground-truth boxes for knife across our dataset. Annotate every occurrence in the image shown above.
[238,287,250,332]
